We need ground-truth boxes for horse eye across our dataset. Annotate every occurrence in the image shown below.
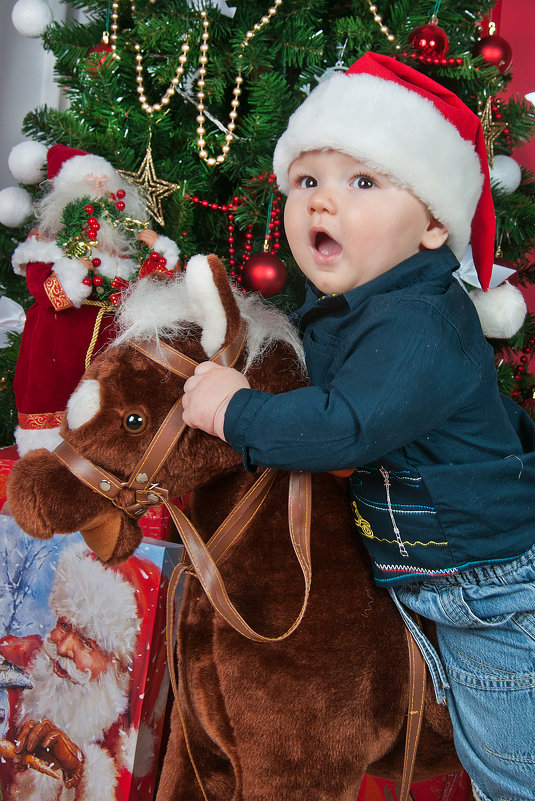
[122,410,148,434]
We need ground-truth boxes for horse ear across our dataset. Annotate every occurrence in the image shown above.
[185,254,242,357]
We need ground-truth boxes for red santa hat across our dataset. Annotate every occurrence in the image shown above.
[44,143,148,221]
[273,52,495,291]
[47,144,90,180]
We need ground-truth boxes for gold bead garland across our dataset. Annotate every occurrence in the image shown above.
[108,0,283,166]
[366,1,396,43]
[196,0,283,167]
[134,39,190,115]
[109,1,191,114]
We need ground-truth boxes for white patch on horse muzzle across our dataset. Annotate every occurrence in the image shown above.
[66,379,101,430]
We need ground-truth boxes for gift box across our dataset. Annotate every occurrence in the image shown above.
[0,445,19,511]
[138,503,172,540]
[357,769,473,801]
[0,515,183,801]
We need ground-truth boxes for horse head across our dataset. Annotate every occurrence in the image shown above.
[7,254,306,564]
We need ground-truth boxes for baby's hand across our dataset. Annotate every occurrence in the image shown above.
[182,362,250,440]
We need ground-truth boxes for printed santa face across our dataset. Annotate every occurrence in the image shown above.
[48,616,115,681]
[18,628,130,746]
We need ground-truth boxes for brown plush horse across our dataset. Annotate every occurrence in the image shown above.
[7,255,459,801]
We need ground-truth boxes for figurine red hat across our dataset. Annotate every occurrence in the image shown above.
[274,52,495,291]
[47,143,89,181]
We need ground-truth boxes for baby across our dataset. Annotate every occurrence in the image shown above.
[183,53,535,801]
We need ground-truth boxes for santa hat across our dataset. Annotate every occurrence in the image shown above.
[49,542,162,669]
[46,144,119,196]
[44,144,148,221]
[273,52,495,291]
[47,144,90,180]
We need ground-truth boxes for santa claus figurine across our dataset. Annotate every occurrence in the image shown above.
[11,144,179,456]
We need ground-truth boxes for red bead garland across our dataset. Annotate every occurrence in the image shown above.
[184,172,284,294]
[491,99,512,147]
[402,50,463,67]
[511,337,535,403]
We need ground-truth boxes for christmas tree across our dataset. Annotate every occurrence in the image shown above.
[1,0,535,446]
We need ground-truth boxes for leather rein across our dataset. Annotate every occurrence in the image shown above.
[51,321,424,801]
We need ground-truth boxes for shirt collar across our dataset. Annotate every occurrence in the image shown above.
[303,245,458,314]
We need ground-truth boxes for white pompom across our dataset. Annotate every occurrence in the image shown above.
[470,282,527,339]
[11,0,52,37]
[0,187,34,227]
[489,155,522,194]
[8,141,48,184]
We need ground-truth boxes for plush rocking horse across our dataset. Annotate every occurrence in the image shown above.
[7,255,459,801]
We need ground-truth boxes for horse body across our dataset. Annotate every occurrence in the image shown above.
[7,255,458,800]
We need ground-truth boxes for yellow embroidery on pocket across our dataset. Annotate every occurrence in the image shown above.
[352,501,374,539]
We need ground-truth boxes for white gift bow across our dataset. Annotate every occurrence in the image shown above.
[454,245,516,290]
[0,296,26,348]
[189,0,236,17]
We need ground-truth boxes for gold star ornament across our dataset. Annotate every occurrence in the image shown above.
[478,97,507,168]
[118,145,179,227]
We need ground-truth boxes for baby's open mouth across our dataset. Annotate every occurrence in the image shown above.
[314,231,342,257]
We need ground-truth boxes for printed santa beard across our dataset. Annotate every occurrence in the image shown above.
[17,634,130,745]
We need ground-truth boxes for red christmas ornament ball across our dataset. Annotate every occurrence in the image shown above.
[408,22,449,58]
[472,34,512,73]
[241,253,286,298]
[85,42,115,76]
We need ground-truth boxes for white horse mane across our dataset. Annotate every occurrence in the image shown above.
[113,271,306,374]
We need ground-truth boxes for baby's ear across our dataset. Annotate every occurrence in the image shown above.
[420,216,449,250]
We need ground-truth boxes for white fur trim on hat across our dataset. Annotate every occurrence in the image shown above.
[273,72,484,260]
[53,154,120,194]
[11,237,63,276]
[49,543,140,665]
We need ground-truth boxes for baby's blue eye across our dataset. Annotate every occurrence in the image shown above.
[299,175,317,189]
[352,175,375,189]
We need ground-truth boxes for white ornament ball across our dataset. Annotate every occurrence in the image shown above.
[11,0,52,38]
[0,187,34,227]
[8,141,48,184]
[489,154,522,194]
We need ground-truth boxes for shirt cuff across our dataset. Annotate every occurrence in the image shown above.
[224,388,269,473]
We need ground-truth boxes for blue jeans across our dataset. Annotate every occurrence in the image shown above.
[391,543,535,801]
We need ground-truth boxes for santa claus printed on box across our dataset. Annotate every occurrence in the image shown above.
[11,144,179,457]
[0,542,167,801]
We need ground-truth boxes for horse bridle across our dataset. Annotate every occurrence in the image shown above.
[53,321,249,520]
[52,321,314,641]
[51,321,424,801]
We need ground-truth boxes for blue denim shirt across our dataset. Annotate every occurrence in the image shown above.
[225,245,535,586]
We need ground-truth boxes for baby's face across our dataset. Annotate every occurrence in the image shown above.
[284,149,447,295]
